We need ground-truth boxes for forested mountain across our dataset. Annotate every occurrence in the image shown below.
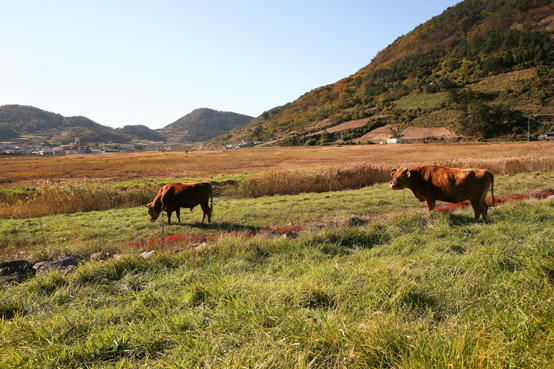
[0,105,252,144]
[222,0,554,145]
[159,108,254,143]
[117,125,166,142]
[0,105,159,144]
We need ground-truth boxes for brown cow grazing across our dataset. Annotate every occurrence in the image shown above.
[390,166,495,222]
[146,182,213,224]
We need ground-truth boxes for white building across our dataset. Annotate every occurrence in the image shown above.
[39,147,54,155]
[387,137,402,144]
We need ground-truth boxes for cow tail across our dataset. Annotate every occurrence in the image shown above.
[210,191,214,217]
[489,171,495,208]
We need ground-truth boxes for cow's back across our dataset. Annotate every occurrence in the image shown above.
[161,182,212,209]
[411,166,491,203]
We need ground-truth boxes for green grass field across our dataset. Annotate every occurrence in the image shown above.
[393,92,449,111]
[1,170,554,368]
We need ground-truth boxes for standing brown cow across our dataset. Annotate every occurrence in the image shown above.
[390,166,495,221]
[146,182,213,224]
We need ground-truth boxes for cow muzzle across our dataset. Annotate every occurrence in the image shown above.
[390,177,409,190]
[390,179,401,190]
[149,210,160,222]
[146,205,160,222]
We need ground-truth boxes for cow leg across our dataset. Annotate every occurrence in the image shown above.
[166,210,172,224]
[482,201,488,222]
[480,196,489,223]
[470,199,482,221]
[425,198,436,213]
[175,208,181,223]
[200,202,210,223]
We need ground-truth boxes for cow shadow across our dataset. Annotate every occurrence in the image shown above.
[441,211,494,227]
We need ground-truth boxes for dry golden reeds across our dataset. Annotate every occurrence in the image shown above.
[234,164,391,198]
[0,183,157,219]
[233,156,554,198]
[437,156,554,174]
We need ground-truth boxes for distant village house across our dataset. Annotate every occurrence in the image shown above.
[387,137,402,144]
[50,137,81,155]
[37,137,99,155]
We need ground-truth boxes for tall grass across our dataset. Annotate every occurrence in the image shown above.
[0,182,158,219]
[0,178,239,220]
[438,155,554,174]
[234,164,391,198]
[234,156,554,198]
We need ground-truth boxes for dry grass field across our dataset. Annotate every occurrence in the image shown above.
[2,141,553,186]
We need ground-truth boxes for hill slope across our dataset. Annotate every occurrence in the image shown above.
[220,0,554,145]
[0,105,163,144]
[0,105,253,145]
[159,108,254,143]
[116,125,166,142]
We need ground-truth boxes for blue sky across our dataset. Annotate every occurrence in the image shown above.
[0,0,461,129]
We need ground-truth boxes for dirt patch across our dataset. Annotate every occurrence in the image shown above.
[314,119,369,134]
[310,114,390,136]
[352,125,454,142]
[539,14,554,32]
[353,125,393,142]
[401,127,454,140]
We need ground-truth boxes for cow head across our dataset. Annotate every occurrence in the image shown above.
[390,167,411,190]
[145,202,160,222]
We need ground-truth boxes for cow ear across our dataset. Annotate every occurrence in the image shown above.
[390,168,398,177]
[145,203,152,208]
[405,168,411,177]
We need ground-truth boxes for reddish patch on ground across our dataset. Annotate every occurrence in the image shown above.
[435,190,554,212]
[128,225,304,248]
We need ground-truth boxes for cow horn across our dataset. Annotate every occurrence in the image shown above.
[390,167,398,175]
